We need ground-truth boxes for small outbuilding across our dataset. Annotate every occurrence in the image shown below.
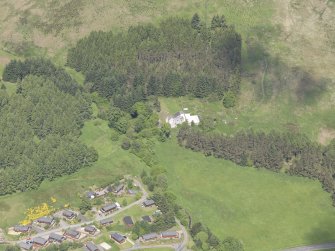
[49,233,65,243]
[14,225,31,233]
[100,204,117,213]
[84,225,97,235]
[143,199,155,207]
[100,218,113,226]
[123,216,134,227]
[33,237,48,247]
[141,233,159,242]
[141,215,152,223]
[86,241,99,251]
[19,242,33,250]
[161,231,179,239]
[111,232,126,244]
[37,216,55,225]
[63,210,76,219]
[64,229,80,239]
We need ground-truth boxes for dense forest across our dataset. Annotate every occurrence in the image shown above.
[67,15,242,111]
[177,126,335,204]
[0,60,98,195]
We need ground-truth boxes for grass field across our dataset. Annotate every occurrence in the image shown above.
[155,138,335,251]
[0,118,146,229]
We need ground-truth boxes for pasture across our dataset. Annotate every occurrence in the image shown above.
[155,139,335,251]
[0,118,145,229]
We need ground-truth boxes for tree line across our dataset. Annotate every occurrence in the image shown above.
[3,58,81,95]
[177,126,335,205]
[67,14,242,111]
[0,72,97,195]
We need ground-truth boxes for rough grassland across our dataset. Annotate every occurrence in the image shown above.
[155,139,335,251]
[0,118,146,229]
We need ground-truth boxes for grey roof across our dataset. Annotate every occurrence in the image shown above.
[123,216,134,226]
[143,199,155,207]
[65,229,80,238]
[86,242,99,251]
[84,225,97,233]
[114,184,124,193]
[111,233,126,243]
[37,216,54,224]
[86,191,96,198]
[33,237,47,246]
[100,218,113,225]
[63,210,76,218]
[19,242,33,250]
[14,225,30,232]
[172,111,182,118]
[142,215,152,222]
[101,203,117,212]
[161,231,178,238]
[142,233,159,241]
[49,233,65,242]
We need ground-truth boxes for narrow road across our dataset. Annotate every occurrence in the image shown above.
[6,179,148,245]
[281,243,335,251]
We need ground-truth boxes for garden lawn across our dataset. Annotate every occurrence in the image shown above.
[0,118,146,229]
[155,139,335,251]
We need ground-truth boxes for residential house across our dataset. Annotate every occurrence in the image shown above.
[110,233,126,244]
[86,242,99,251]
[100,203,117,213]
[14,225,31,233]
[49,233,65,243]
[161,231,179,239]
[100,218,113,226]
[19,242,33,250]
[84,225,97,235]
[63,210,76,220]
[113,184,124,194]
[37,216,55,225]
[86,191,96,200]
[123,216,134,227]
[143,199,155,207]
[141,233,159,242]
[141,215,152,223]
[166,110,200,128]
[33,237,48,247]
[64,229,80,239]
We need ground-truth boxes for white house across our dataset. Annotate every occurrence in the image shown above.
[166,110,200,128]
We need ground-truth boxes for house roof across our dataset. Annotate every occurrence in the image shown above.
[142,233,159,240]
[49,233,64,242]
[101,203,117,212]
[123,216,134,225]
[172,112,182,118]
[63,210,76,218]
[143,199,155,207]
[33,237,47,246]
[86,191,96,198]
[100,218,113,225]
[84,225,97,233]
[65,229,80,237]
[111,233,126,243]
[142,215,151,222]
[114,184,124,193]
[19,242,33,250]
[37,216,54,224]
[161,231,178,238]
[14,225,30,232]
[86,242,99,251]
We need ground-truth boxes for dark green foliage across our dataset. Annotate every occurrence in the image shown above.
[178,127,335,204]
[40,242,83,251]
[3,58,80,95]
[121,139,131,150]
[0,75,97,195]
[223,90,237,108]
[211,15,227,30]
[222,237,244,251]
[79,197,92,214]
[67,16,241,107]
[191,13,201,31]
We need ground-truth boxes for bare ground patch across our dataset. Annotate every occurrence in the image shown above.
[318,128,335,145]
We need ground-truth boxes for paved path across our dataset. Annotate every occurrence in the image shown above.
[6,179,148,245]
[281,243,335,251]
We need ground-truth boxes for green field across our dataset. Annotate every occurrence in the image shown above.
[155,139,335,251]
[0,118,146,228]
